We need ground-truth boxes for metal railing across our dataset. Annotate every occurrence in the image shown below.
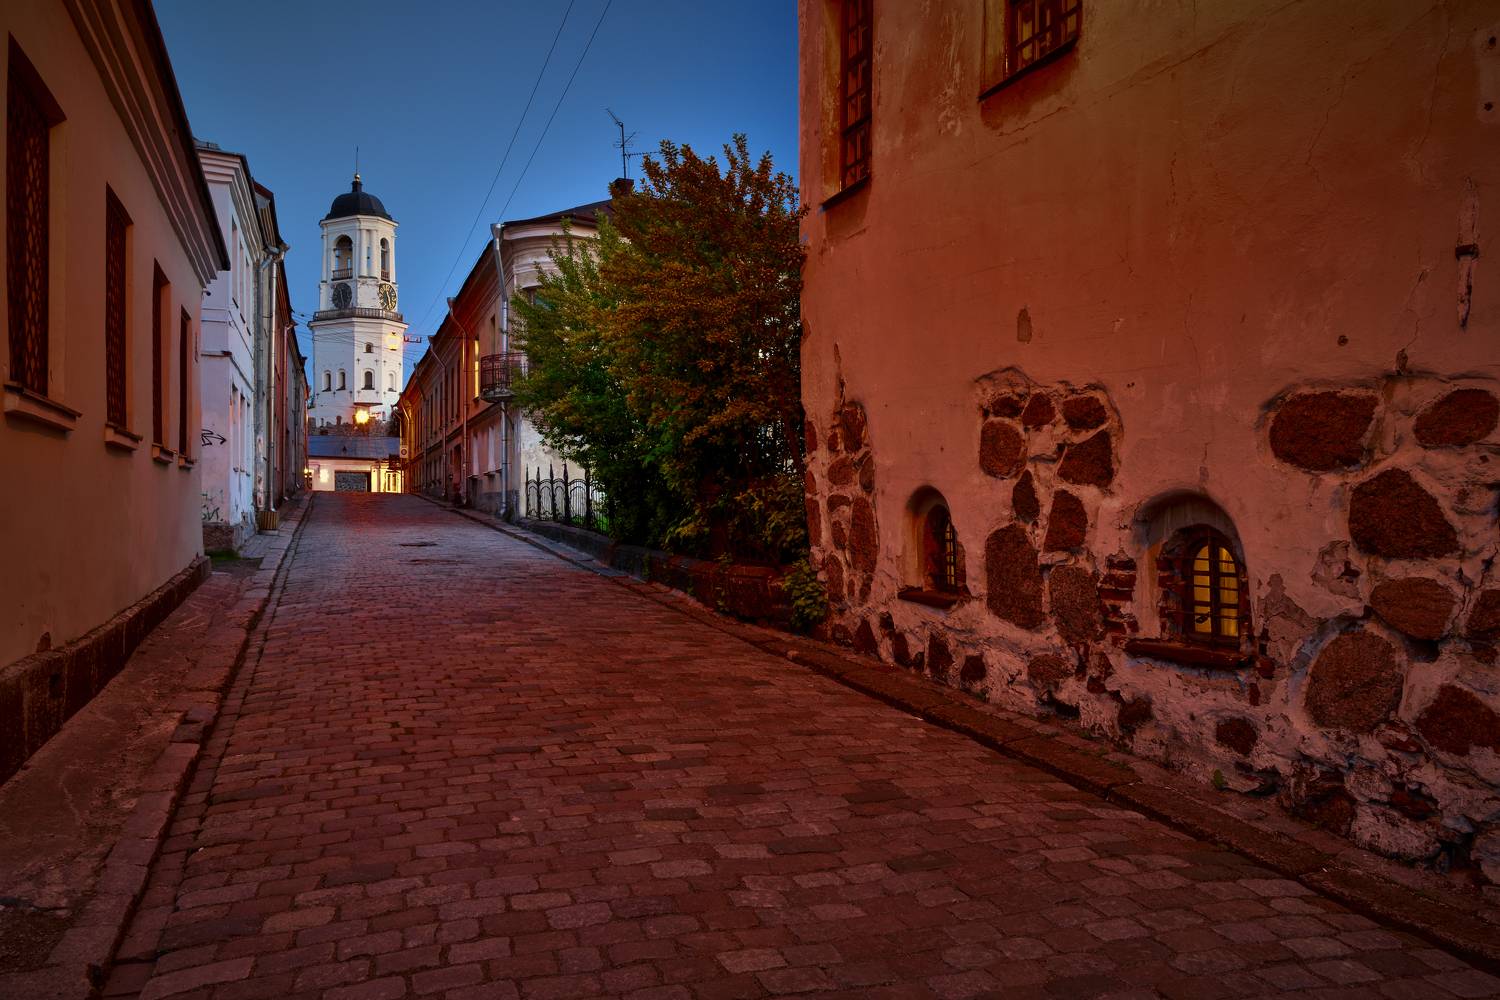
[311,306,405,323]
[525,463,602,529]
[331,267,352,280]
[479,352,528,402]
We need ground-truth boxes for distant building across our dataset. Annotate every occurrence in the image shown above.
[1,0,227,779]
[396,199,604,514]
[308,435,401,493]
[306,175,406,430]
[799,2,1500,877]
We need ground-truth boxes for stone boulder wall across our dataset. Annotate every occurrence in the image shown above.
[1413,388,1499,448]
[1303,631,1405,733]
[1348,469,1459,559]
[1267,391,1377,471]
[1369,577,1456,641]
[811,396,881,617]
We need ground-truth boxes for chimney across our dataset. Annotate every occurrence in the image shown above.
[609,177,634,199]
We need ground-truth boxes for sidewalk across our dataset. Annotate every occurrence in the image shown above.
[444,503,1500,974]
[0,495,313,1000]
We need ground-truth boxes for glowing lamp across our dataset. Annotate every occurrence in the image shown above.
[354,409,370,426]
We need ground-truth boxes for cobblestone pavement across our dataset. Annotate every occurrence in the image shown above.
[115,494,1500,1000]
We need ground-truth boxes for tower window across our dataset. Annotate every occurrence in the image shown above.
[982,0,1082,95]
[332,235,352,279]
[837,0,872,192]
[323,370,331,391]
[338,369,346,390]
[363,370,374,390]
[380,238,390,280]
[1160,526,1248,648]
[364,342,373,353]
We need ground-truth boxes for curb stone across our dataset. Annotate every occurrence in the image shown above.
[436,501,1500,974]
[4,496,317,1000]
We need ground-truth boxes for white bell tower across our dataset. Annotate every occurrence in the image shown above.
[307,173,407,430]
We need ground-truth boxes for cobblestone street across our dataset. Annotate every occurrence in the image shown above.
[113,494,1500,1000]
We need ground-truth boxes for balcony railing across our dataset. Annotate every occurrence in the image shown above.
[480,351,528,402]
[311,306,405,323]
[331,267,352,280]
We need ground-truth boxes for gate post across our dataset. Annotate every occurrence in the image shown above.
[584,466,593,530]
[562,463,572,523]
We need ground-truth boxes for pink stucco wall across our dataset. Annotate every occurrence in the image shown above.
[800,1,1500,879]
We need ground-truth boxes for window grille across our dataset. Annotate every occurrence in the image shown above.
[983,0,1081,93]
[6,45,62,395]
[104,189,130,426]
[839,0,872,191]
[1159,527,1248,648]
[152,265,167,445]
[178,310,190,454]
[925,505,961,593]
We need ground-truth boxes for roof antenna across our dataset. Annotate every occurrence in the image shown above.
[354,145,360,185]
[606,109,639,180]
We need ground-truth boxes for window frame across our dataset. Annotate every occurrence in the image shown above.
[151,264,168,447]
[104,187,131,430]
[1158,525,1249,650]
[178,308,191,457]
[980,0,1082,100]
[6,39,65,398]
[836,0,872,196]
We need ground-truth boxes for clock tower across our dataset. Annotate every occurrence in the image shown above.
[307,172,407,429]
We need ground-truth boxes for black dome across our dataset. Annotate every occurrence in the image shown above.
[324,174,392,222]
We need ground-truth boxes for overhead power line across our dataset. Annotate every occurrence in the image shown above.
[409,1,578,335]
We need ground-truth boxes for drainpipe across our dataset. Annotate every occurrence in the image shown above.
[492,229,513,519]
[446,296,473,508]
[257,245,286,518]
[426,336,450,502]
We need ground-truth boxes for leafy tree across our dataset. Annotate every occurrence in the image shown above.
[512,135,806,562]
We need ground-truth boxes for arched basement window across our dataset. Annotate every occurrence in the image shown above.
[1163,526,1247,647]
[924,505,960,593]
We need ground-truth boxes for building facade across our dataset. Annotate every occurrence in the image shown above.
[800,1,1500,878]
[196,144,266,550]
[1,0,227,776]
[308,435,400,493]
[307,175,406,430]
[397,200,604,514]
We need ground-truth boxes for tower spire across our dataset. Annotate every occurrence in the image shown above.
[353,145,360,187]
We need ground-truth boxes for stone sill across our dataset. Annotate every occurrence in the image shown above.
[3,381,80,433]
[820,175,869,212]
[151,444,175,465]
[1123,637,1250,671]
[897,587,963,610]
[104,423,142,451]
[177,454,195,470]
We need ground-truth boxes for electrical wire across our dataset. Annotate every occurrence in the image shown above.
[408,1,578,337]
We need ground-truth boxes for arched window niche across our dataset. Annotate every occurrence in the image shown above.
[338,369,347,390]
[332,235,353,278]
[898,487,967,609]
[1125,492,1254,670]
[322,370,331,391]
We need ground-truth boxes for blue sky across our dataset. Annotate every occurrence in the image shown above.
[155,0,798,379]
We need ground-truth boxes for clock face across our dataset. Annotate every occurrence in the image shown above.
[331,282,352,309]
[378,283,397,311]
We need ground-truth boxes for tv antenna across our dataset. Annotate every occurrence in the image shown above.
[606,109,641,180]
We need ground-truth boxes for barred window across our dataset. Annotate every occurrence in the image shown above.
[104,189,130,427]
[924,504,961,594]
[1159,526,1248,648]
[178,309,190,454]
[7,42,63,395]
[982,0,1081,95]
[152,265,168,445]
[838,0,872,191]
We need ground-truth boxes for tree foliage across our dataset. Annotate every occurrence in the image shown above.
[512,135,806,562]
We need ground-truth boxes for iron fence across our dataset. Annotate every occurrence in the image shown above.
[525,463,604,529]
